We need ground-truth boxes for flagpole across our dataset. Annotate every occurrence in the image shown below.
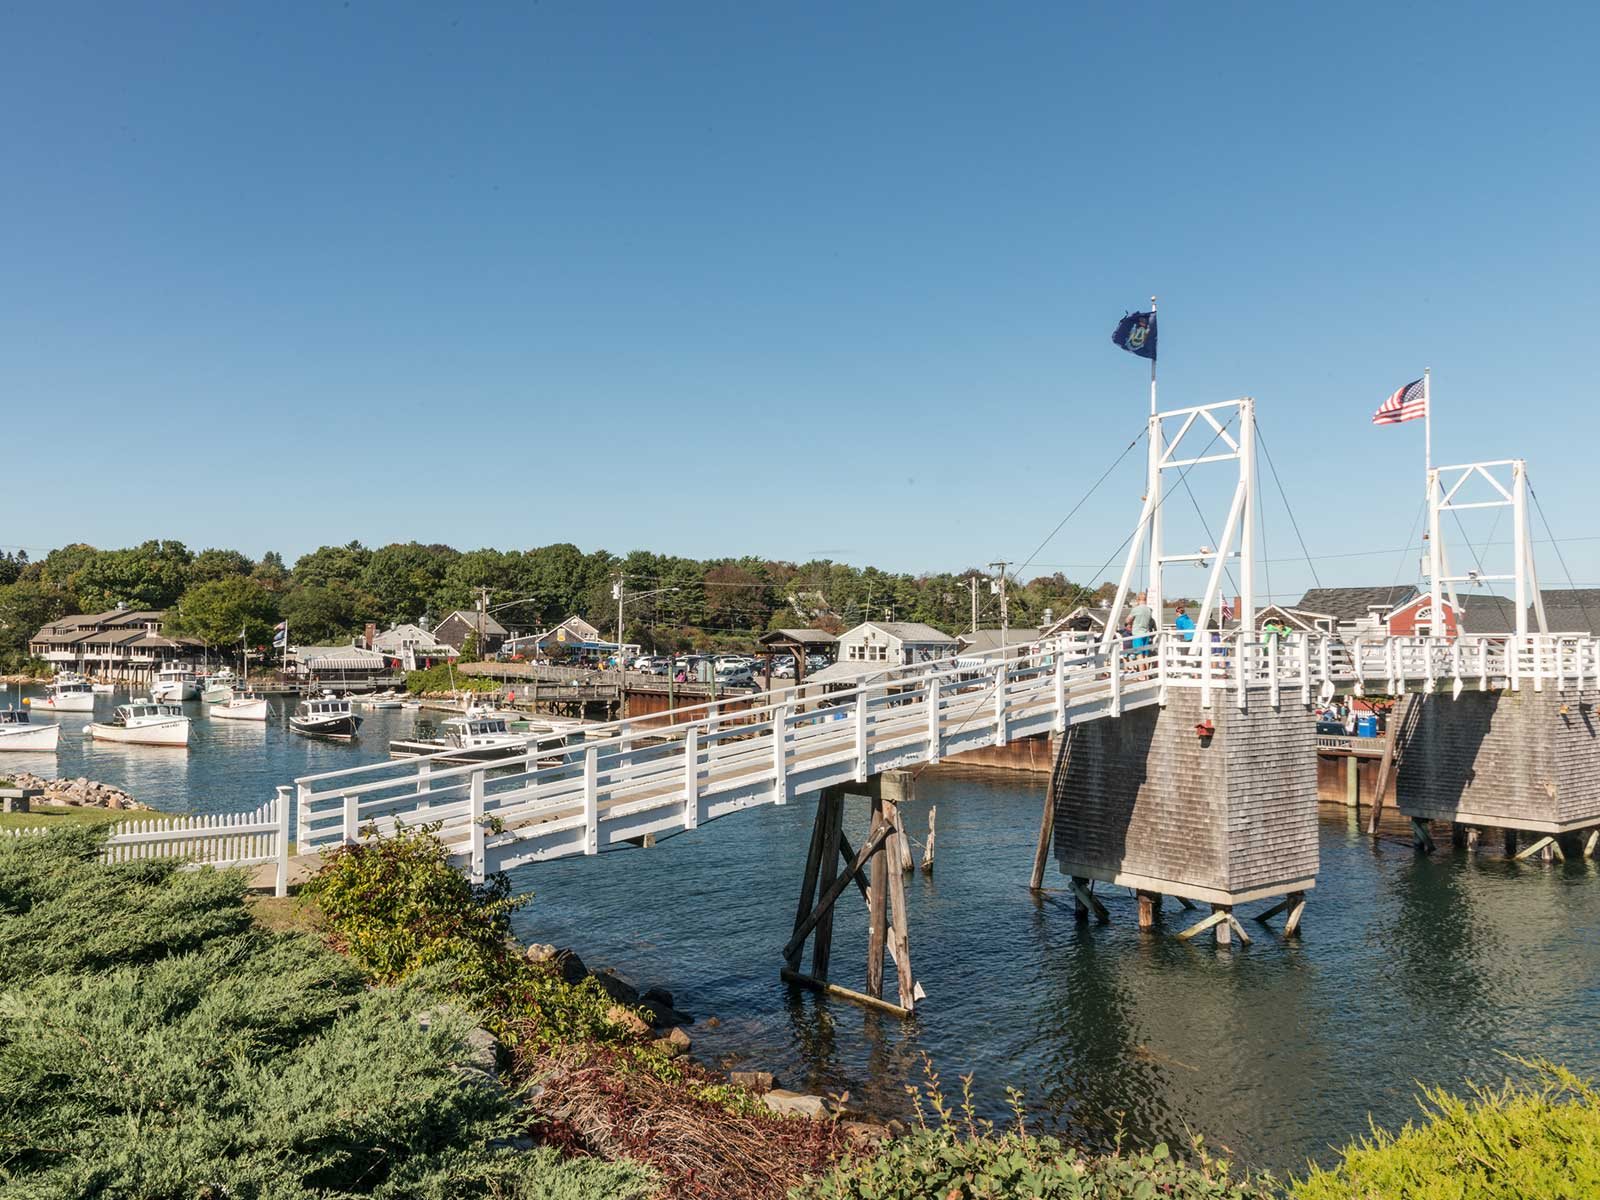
[1149,295,1158,416]
[1424,366,1431,481]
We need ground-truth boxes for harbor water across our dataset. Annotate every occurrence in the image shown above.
[8,682,1600,1174]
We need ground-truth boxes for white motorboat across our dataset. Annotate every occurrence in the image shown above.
[211,691,269,722]
[91,681,115,694]
[29,678,96,714]
[290,694,361,740]
[359,690,403,710]
[389,713,529,762]
[85,700,191,747]
[199,667,237,704]
[150,665,200,702]
[0,709,60,752]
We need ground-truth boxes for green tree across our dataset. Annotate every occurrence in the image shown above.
[361,543,459,625]
[166,576,280,650]
[279,582,376,645]
[73,540,192,611]
[187,547,253,585]
[27,542,97,593]
[0,581,76,671]
[291,540,371,589]
[252,549,289,589]
[0,550,25,587]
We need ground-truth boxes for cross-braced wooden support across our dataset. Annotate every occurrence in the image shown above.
[782,776,921,1017]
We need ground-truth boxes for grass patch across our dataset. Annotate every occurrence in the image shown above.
[245,890,324,935]
[0,803,179,831]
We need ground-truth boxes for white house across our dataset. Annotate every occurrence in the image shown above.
[835,621,959,667]
[371,623,457,671]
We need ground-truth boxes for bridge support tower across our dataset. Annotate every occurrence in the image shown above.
[1396,687,1600,860]
[1044,688,1318,945]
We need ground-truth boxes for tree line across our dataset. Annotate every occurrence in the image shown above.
[0,542,1110,671]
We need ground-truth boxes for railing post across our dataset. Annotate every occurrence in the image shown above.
[582,746,599,855]
[1108,645,1123,717]
[469,768,486,883]
[1269,636,1281,709]
[1053,650,1067,731]
[1200,631,1213,709]
[1509,635,1521,690]
[1532,635,1544,692]
[772,703,789,805]
[274,785,291,898]
[927,676,943,760]
[993,661,1007,747]
[416,758,431,794]
[1235,637,1247,710]
[296,782,313,850]
[1319,636,1331,690]
[1298,633,1310,707]
[341,791,359,845]
[854,687,869,781]
[682,725,700,830]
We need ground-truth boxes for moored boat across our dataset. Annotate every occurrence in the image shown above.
[91,681,115,694]
[0,709,61,752]
[290,694,361,740]
[151,665,201,702]
[84,700,190,747]
[29,678,96,714]
[211,692,269,722]
[199,668,237,704]
[389,713,531,762]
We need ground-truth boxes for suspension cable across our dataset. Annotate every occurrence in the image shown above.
[1529,484,1600,635]
[1255,423,1322,590]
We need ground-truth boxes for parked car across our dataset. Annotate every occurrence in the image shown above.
[771,656,796,678]
[715,664,754,687]
[634,656,668,675]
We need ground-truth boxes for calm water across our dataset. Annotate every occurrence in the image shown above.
[11,680,1600,1174]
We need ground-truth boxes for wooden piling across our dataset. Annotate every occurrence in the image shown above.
[811,790,845,979]
[884,799,915,1004]
[920,806,936,873]
[866,799,889,998]
[787,791,830,969]
[1136,890,1158,931]
[1503,827,1518,857]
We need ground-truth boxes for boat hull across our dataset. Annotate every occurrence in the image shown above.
[388,737,528,763]
[290,714,361,740]
[151,681,201,701]
[86,719,190,747]
[201,686,234,704]
[211,698,269,722]
[30,695,95,714]
[0,724,61,752]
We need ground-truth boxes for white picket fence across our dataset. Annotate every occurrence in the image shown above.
[3,793,290,896]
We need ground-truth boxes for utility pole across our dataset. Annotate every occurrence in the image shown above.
[967,575,982,635]
[989,561,1011,647]
[612,574,625,677]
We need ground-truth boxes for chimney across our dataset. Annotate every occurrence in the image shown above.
[364,622,377,649]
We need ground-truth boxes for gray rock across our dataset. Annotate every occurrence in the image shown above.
[551,948,588,984]
[637,997,693,1028]
[641,985,675,1008]
[525,942,557,963]
[762,1089,828,1119]
[650,1036,686,1058]
[666,1026,691,1050]
[730,1070,775,1093]
[605,1004,651,1037]
[592,969,639,1005]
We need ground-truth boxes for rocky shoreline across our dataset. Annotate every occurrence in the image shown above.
[0,772,149,811]
[523,939,892,1135]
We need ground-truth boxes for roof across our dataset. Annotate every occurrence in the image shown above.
[1295,586,1418,623]
[435,611,508,637]
[843,621,959,644]
[371,623,455,652]
[957,629,1039,654]
[297,645,388,671]
[758,628,837,647]
[99,609,163,627]
[806,660,897,687]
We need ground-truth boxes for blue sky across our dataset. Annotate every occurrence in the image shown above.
[5,3,1597,603]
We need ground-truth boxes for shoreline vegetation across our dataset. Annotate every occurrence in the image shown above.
[2,826,1595,1198]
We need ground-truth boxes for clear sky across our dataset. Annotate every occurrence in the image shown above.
[5,3,1597,603]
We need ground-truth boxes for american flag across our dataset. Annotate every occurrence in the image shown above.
[1373,378,1427,425]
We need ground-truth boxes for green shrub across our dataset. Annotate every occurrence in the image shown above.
[801,1060,1269,1200]
[407,664,499,694]
[0,827,655,1199]
[1292,1061,1600,1200]
[306,825,624,1051]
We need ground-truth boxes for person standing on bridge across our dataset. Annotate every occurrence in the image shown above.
[1130,592,1155,655]
[1174,604,1195,642]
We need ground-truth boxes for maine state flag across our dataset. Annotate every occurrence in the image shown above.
[1111,311,1157,361]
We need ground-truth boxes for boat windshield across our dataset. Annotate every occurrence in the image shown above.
[0,710,28,725]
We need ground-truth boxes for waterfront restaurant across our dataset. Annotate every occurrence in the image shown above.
[28,608,199,682]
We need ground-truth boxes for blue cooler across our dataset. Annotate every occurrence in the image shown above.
[1356,714,1379,738]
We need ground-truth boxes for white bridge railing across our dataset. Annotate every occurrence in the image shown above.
[289,630,1600,882]
[3,794,290,895]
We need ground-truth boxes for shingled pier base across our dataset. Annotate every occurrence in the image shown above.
[1397,688,1600,857]
[1049,688,1319,945]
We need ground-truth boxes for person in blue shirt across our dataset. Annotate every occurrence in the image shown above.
[1174,604,1196,641]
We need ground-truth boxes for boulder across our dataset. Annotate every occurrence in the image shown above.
[665,1026,691,1050]
[592,969,639,1005]
[604,1005,651,1037]
[637,997,693,1028]
[551,948,588,984]
[762,1089,828,1119]
[840,1120,889,1147]
[524,943,557,964]
[641,985,675,1009]
[651,1036,686,1059]
[730,1070,775,1094]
